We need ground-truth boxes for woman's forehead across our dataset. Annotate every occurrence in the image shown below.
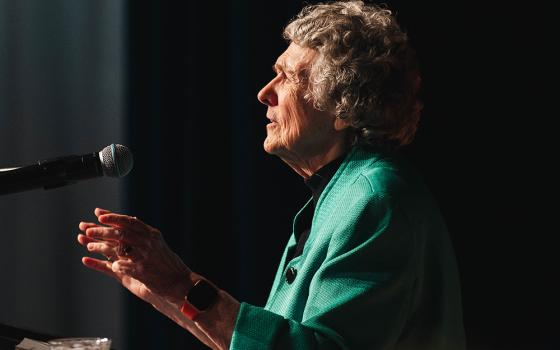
[275,43,317,74]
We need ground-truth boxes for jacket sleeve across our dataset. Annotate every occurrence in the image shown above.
[230,190,418,349]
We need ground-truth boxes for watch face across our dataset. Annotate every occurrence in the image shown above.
[187,279,218,311]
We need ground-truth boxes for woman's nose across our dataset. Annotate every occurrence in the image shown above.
[257,78,278,106]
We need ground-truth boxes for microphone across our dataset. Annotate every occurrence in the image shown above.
[0,144,133,195]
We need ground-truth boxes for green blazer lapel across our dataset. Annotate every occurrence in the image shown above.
[265,197,313,309]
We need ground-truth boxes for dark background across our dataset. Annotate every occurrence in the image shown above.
[1,0,555,349]
[124,1,554,349]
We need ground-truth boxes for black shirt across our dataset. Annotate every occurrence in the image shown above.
[289,155,346,261]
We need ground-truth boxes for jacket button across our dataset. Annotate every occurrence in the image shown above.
[285,267,297,284]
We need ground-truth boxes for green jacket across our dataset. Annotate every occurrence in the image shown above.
[231,147,465,349]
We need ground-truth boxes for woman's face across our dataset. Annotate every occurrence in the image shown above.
[257,43,339,163]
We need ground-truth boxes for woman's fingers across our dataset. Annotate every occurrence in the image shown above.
[98,214,156,235]
[82,255,147,290]
[78,221,100,232]
[86,241,117,257]
[77,233,115,248]
[111,259,136,275]
[80,209,177,296]
[82,257,117,279]
[78,234,118,259]
[77,233,97,246]
[94,208,113,217]
[84,226,142,244]
[85,226,121,241]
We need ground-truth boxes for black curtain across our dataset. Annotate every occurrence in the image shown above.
[123,1,555,350]
[0,1,125,348]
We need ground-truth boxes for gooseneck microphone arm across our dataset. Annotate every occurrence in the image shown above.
[0,144,133,196]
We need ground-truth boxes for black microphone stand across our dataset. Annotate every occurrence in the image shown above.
[0,154,103,196]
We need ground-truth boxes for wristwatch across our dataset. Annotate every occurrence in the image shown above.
[180,279,219,320]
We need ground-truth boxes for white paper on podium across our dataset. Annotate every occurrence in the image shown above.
[15,337,50,350]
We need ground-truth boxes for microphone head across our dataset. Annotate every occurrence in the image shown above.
[99,144,134,178]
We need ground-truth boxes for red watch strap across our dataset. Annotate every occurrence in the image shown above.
[179,279,219,320]
[180,301,200,321]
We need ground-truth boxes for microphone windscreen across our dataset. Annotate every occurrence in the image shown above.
[99,144,134,177]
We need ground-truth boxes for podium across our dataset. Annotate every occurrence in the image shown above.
[0,323,116,350]
[0,323,59,349]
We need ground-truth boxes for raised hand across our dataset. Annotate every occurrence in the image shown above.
[77,208,193,305]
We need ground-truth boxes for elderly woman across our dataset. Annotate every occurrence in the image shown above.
[78,1,465,349]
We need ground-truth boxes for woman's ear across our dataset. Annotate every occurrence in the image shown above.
[334,116,351,131]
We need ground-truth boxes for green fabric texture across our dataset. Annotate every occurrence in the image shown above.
[231,147,465,349]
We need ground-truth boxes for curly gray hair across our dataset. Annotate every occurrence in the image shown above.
[284,1,422,149]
